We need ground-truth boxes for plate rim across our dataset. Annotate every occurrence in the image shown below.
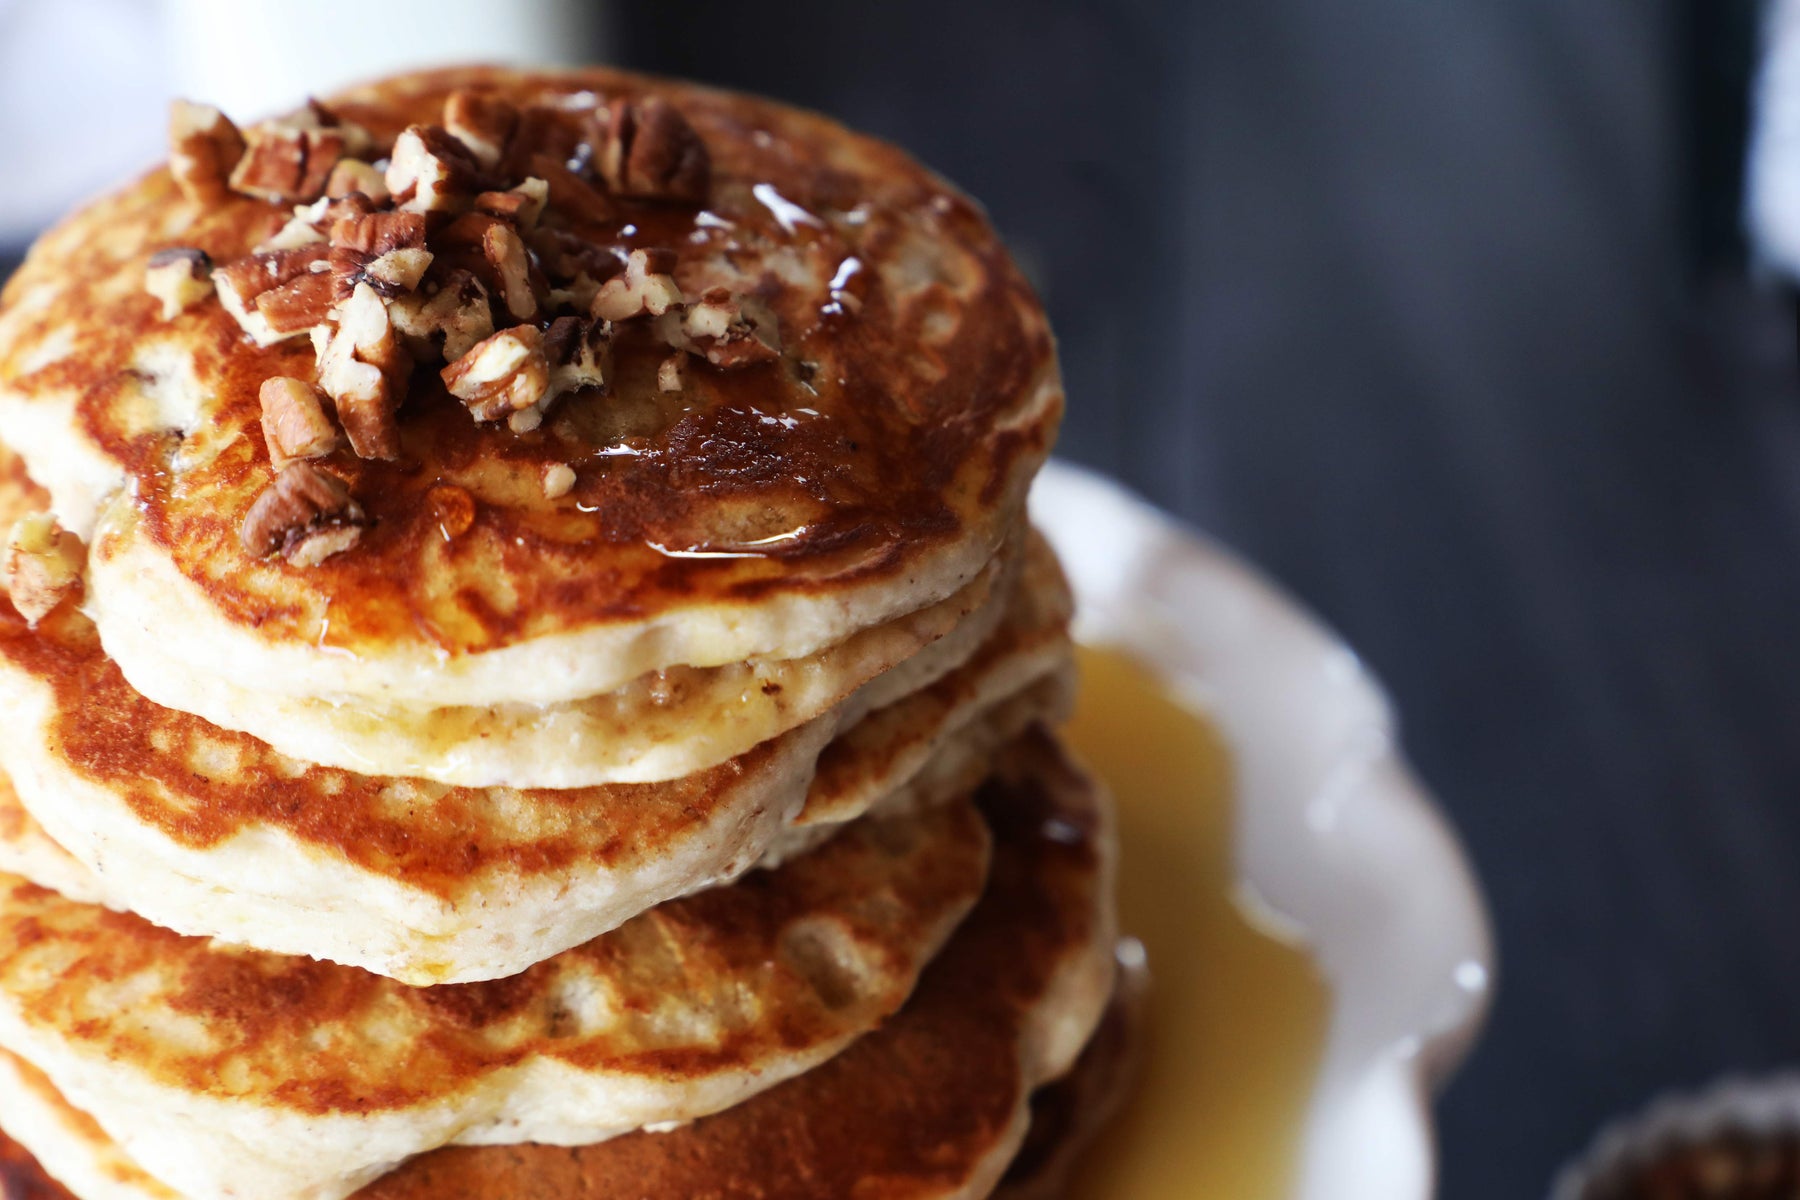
[1030,459,1494,1200]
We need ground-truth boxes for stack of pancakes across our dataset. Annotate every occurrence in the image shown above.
[0,67,1137,1200]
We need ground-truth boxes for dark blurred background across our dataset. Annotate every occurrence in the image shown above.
[4,2,1797,1196]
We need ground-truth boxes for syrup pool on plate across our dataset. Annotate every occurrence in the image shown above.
[1061,648,1330,1200]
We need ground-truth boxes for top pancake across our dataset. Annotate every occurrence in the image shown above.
[0,65,1061,713]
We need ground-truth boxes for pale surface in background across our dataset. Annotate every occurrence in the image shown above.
[163,0,601,120]
[0,0,163,242]
[0,0,601,243]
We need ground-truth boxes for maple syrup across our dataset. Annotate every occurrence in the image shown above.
[1062,647,1329,1199]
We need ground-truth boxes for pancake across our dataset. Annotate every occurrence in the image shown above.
[0,788,992,1200]
[87,523,1017,789]
[0,66,1061,752]
[0,971,1139,1200]
[0,730,1115,1200]
[0,522,1069,983]
[994,946,1149,1200]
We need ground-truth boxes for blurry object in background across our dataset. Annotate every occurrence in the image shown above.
[1748,0,1800,277]
[0,0,606,249]
[0,0,163,244]
[163,0,604,123]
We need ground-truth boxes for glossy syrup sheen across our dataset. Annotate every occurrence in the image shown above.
[1061,647,1329,1200]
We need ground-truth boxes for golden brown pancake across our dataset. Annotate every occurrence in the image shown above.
[0,731,1117,1200]
[0,531,1069,984]
[994,948,1149,1200]
[0,790,992,1200]
[0,66,1062,752]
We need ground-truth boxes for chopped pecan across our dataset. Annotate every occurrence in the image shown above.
[168,100,246,204]
[230,123,347,205]
[254,267,339,337]
[330,209,426,256]
[600,97,709,202]
[315,282,409,459]
[657,353,686,392]
[325,159,389,202]
[257,198,331,252]
[542,316,610,401]
[259,377,340,469]
[526,155,615,226]
[361,248,434,294]
[441,325,549,423]
[444,90,519,168]
[213,248,330,344]
[483,222,538,321]
[498,103,599,181]
[657,287,781,367]
[388,269,494,361]
[542,463,576,499]
[3,513,82,627]
[474,177,549,230]
[240,462,366,565]
[386,125,485,214]
[529,226,623,285]
[273,98,374,158]
[323,211,432,303]
[145,248,214,319]
[590,248,682,322]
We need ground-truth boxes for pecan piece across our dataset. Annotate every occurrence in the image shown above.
[600,97,709,202]
[498,103,600,180]
[526,155,615,226]
[474,177,549,230]
[441,325,549,423]
[169,100,246,204]
[259,377,340,469]
[145,248,214,319]
[213,248,330,345]
[257,198,331,253]
[388,269,495,361]
[386,125,486,214]
[315,282,410,459]
[325,159,389,202]
[324,210,433,303]
[331,209,427,256]
[543,316,611,401]
[230,124,348,205]
[3,513,82,627]
[530,226,623,285]
[657,287,781,367]
[240,463,366,565]
[483,222,538,321]
[254,268,339,338]
[590,248,682,322]
[444,90,519,168]
[541,463,576,499]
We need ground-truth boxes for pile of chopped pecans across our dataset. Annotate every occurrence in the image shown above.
[147,88,782,565]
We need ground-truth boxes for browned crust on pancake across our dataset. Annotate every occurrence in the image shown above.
[0,1137,69,1200]
[0,596,788,896]
[996,952,1149,1200]
[0,732,1112,1200]
[2,65,1060,660]
[350,729,1104,1199]
[0,798,988,1118]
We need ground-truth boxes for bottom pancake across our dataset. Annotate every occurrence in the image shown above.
[0,731,1120,1200]
[0,971,1142,1200]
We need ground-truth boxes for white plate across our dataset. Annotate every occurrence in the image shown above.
[1031,460,1494,1200]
